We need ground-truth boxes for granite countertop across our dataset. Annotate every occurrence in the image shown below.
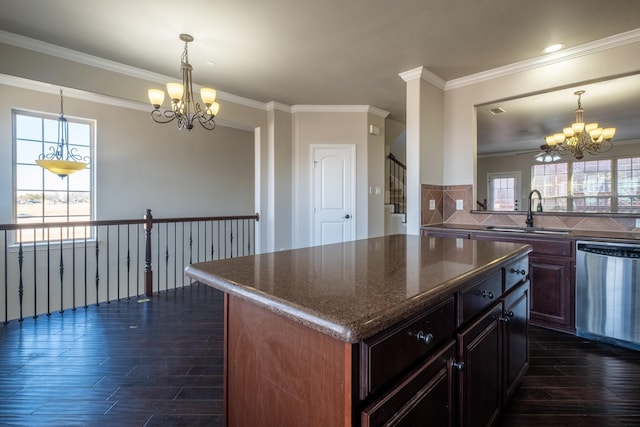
[422,223,640,242]
[185,234,531,343]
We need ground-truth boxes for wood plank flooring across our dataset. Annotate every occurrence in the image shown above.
[1,284,639,426]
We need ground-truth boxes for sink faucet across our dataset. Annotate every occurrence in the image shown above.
[526,190,543,228]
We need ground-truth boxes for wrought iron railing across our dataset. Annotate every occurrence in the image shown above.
[387,153,406,215]
[1,210,259,324]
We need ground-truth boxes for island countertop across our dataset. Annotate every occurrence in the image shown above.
[185,234,531,343]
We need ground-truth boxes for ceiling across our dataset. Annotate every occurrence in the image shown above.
[1,0,640,150]
[477,73,640,156]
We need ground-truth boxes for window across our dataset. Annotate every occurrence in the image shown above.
[14,110,94,240]
[531,156,640,213]
[487,172,520,211]
[531,163,568,211]
[617,157,640,212]
[571,160,611,212]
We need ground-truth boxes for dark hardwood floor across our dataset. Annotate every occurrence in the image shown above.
[1,284,639,426]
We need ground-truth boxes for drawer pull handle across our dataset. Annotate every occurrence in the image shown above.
[500,310,515,322]
[410,330,434,345]
[451,361,465,371]
[509,268,526,276]
[481,290,494,299]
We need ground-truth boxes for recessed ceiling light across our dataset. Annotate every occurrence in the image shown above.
[489,107,506,115]
[542,43,565,54]
[206,60,216,66]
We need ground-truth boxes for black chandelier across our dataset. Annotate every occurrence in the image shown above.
[148,34,220,131]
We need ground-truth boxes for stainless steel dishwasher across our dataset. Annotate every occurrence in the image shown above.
[576,240,640,351]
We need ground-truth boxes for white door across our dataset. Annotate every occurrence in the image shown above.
[312,145,355,246]
[487,172,521,211]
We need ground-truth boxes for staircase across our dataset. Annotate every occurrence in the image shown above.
[385,153,407,235]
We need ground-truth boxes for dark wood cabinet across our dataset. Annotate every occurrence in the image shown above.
[425,227,576,334]
[361,341,456,427]
[501,280,529,403]
[529,255,574,332]
[457,279,529,427]
[457,304,503,427]
[361,253,530,427]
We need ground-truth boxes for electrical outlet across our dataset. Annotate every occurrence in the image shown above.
[429,199,436,210]
[456,200,464,210]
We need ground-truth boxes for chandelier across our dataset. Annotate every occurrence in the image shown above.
[543,90,616,160]
[534,145,560,163]
[148,34,220,131]
[36,89,88,178]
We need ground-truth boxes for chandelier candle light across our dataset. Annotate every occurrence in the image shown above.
[543,90,616,160]
[36,89,88,178]
[148,34,220,131]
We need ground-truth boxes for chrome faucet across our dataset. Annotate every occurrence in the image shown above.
[525,190,543,228]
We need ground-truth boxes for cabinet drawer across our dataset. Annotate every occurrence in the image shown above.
[360,297,455,399]
[458,272,502,326]
[504,256,528,292]
[361,341,455,427]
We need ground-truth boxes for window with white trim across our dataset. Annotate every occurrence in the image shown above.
[531,157,640,213]
[14,109,94,240]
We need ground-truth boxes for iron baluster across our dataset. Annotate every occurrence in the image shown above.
[117,224,121,302]
[95,227,100,306]
[106,226,110,303]
[47,229,51,315]
[72,226,76,311]
[33,228,37,319]
[126,224,131,300]
[3,230,7,324]
[165,222,169,292]
[18,230,24,321]
[84,226,88,308]
[59,226,64,314]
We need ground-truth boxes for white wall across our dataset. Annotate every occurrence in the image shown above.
[292,111,372,248]
[0,83,255,222]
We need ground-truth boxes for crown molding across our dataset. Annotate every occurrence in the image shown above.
[0,73,254,131]
[265,101,293,113]
[445,28,640,90]
[0,30,267,111]
[398,66,446,90]
[291,104,389,117]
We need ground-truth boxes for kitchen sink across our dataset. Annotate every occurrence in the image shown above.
[484,226,570,235]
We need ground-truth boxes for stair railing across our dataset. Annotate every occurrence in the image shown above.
[1,210,259,324]
[387,153,406,215]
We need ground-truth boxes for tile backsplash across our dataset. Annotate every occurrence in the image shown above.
[421,184,639,232]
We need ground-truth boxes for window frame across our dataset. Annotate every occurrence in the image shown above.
[12,108,96,239]
[530,156,640,213]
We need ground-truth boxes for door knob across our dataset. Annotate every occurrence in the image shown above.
[342,214,351,219]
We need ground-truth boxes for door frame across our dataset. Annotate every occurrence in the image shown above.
[310,144,357,246]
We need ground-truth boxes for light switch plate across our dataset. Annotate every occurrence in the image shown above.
[456,200,464,210]
[429,199,436,210]
[636,218,640,228]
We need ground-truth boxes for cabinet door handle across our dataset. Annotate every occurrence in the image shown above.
[451,360,465,371]
[409,330,434,346]
[481,290,494,299]
[510,268,526,276]
[500,310,515,322]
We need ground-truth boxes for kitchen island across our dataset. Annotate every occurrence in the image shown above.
[186,234,531,427]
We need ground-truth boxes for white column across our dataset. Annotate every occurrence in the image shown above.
[399,67,445,235]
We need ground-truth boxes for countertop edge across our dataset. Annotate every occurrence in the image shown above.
[185,244,532,343]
